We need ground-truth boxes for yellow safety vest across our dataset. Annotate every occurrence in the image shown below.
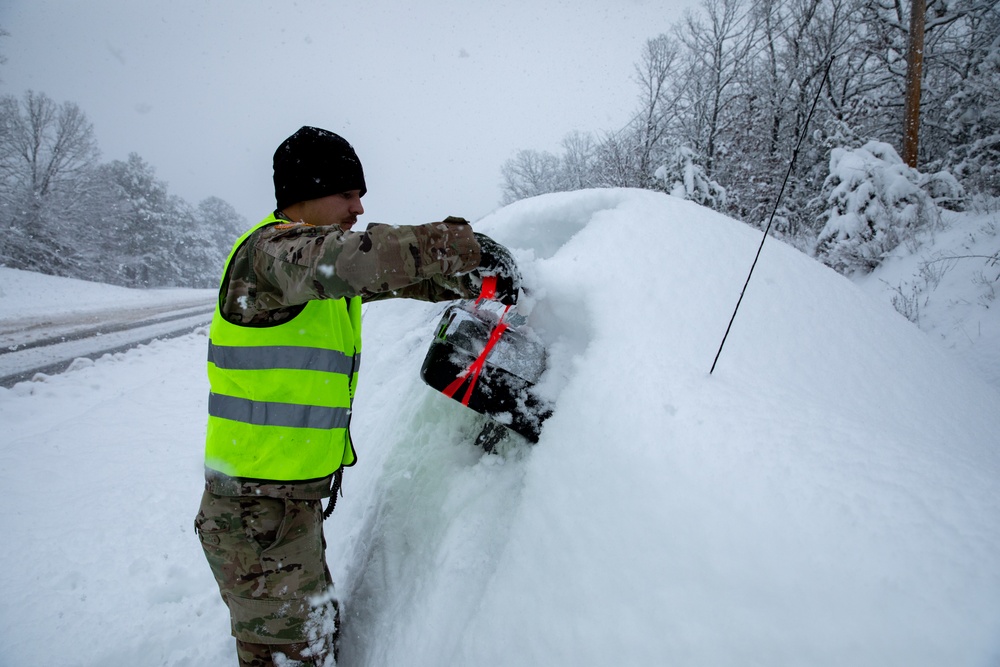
[204,214,360,482]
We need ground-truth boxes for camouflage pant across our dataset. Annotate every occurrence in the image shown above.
[194,490,339,666]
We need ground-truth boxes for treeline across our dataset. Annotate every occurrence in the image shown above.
[0,90,247,288]
[500,0,999,274]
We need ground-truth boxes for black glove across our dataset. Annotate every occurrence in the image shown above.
[474,232,521,306]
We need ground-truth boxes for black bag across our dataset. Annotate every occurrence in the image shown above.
[420,302,552,443]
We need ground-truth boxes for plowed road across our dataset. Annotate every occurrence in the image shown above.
[0,299,213,387]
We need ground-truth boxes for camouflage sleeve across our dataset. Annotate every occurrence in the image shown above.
[221,217,481,323]
[360,271,481,304]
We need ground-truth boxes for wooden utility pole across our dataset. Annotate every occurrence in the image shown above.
[902,0,926,168]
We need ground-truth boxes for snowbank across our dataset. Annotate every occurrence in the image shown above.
[859,208,1000,390]
[332,189,1000,666]
[0,267,212,321]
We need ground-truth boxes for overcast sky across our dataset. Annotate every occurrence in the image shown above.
[0,0,694,226]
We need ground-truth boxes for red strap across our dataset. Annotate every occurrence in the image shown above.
[442,305,511,406]
[477,275,497,303]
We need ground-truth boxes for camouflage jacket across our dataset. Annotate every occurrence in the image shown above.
[206,213,483,500]
[220,214,483,325]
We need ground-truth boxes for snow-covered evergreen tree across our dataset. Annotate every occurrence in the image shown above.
[814,141,958,274]
[188,196,249,287]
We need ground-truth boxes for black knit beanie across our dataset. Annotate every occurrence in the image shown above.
[273,126,367,210]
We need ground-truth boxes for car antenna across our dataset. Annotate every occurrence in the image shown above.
[710,55,835,375]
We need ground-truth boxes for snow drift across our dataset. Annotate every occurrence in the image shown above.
[331,188,1000,666]
[1,188,998,666]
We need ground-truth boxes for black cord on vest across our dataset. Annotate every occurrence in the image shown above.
[323,467,344,519]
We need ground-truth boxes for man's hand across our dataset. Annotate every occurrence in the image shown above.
[473,233,521,306]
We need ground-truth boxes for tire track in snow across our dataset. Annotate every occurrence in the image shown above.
[0,306,213,387]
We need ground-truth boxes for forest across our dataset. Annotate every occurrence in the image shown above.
[0,86,246,288]
[2,0,998,287]
[500,0,999,275]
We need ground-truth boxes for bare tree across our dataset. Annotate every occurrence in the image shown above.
[559,131,598,191]
[0,26,8,83]
[0,90,100,202]
[0,91,101,274]
[496,0,1000,267]
[631,34,682,188]
[0,89,252,285]
[674,0,759,176]
[500,149,564,204]
[592,131,645,188]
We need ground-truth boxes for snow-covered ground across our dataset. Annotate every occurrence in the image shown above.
[0,269,212,324]
[859,206,1000,390]
[1,189,998,666]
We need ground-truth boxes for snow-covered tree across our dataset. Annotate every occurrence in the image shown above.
[814,141,954,274]
[629,34,682,190]
[97,153,188,286]
[673,0,758,179]
[500,149,563,205]
[655,145,727,209]
[497,0,995,269]
[0,88,247,287]
[188,196,250,287]
[0,91,101,275]
[558,131,599,191]
[0,91,99,201]
[941,24,1000,197]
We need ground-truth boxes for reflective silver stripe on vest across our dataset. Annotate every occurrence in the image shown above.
[209,393,351,430]
[208,342,360,374]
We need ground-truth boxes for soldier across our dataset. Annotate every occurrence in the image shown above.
[194,126,519,667]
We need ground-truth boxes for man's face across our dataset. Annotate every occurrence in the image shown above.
[301,190,365,231]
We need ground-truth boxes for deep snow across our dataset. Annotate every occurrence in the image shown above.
[862,206,1000,390]
[1,189,998,667]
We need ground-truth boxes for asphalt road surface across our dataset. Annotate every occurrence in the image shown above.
[0,299,214,387]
